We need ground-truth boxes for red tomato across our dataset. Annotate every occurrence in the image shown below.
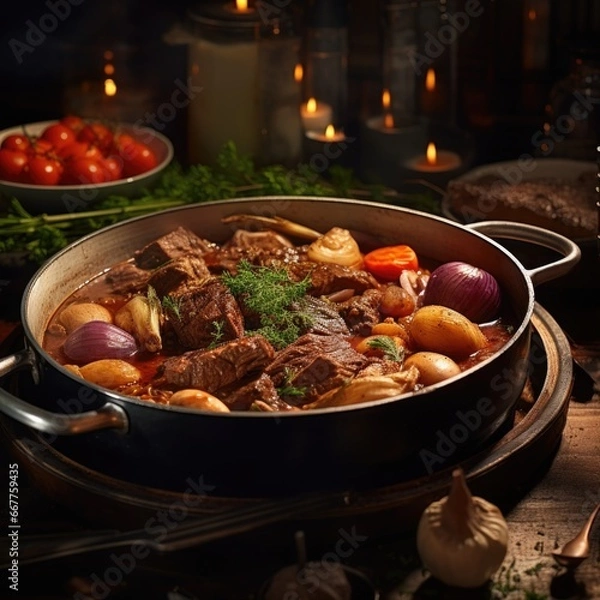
[1,133,31,153]
[363,245,419,281]
[41,124,77,150]
[112,133,138,160]
[57,141,89,162]
[0,149,29,182]
[64,157,106,184]
[26,155,63,185]
[101,155,123,181]
[122,142,158,177]
[27,138,53,157]
[77,123,113,155]
[60,115,85,133]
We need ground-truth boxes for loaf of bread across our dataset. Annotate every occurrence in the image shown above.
[446,170,597,240]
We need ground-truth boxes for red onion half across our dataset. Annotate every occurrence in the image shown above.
[422,261,501,323]
[63,320,138,363]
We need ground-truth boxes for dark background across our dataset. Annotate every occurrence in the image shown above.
[1,0,599,168]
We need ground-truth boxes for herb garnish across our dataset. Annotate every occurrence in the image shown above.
[208,320,225,349]
[161,295,182,320]
[276,367,307,399]
[221,260,312,349]
[0,143,440,264]
[367,335,404,362]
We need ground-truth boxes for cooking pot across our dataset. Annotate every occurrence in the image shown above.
[0,197,580,497]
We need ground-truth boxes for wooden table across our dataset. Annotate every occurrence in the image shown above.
[0,240,598,600]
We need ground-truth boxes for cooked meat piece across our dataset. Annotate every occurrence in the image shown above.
[105,260,149,294]
[293,296,349,336]
[161,335,275,393]
[287,262,380,296]
[220,373,296,411]
[265,333,369,404]
[338,288,383,336]
[147,256,211,298]
[205,244,305,275]
[166,278,245,349]
[134,227,217,269]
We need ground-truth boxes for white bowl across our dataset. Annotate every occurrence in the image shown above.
[0,120,174,215]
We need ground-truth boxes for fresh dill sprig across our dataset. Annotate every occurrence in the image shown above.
[276,367,307,399]
[208,320,225,349]
[221,260,312,349]
[367,336,404,362]
[162,295,182,320]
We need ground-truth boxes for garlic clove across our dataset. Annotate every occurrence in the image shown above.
[416,468,509,589]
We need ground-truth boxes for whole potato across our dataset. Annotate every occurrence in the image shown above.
[404,352,461,386]
[409,305,486,359]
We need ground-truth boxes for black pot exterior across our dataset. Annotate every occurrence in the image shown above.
[17,198,537,497]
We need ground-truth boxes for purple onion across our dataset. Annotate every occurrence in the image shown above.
[63,320,138,363]
[422,261,501,323]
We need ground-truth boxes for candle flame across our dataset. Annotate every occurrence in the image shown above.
[236,0,248,10]
[294,64,303,83]
[325,124,336,139]
[384,113,394,129]
[306,97,317,114]
[425,68,436,92]
[104,63,115,76]
[382,89,391,110]
[104,78,117,97]
[426,142,437,165]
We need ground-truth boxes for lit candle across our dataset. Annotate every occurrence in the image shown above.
[405,142,462,172]
[421,68,445,118]
[300,98,333,132]
[305,123,346,142]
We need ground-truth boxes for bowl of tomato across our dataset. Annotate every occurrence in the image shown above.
[0,117,174,214]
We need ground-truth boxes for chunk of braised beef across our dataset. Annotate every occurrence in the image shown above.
[293,296,349,337]
[134,227,216,270]
[338,288,383,336]
[265,333,368,405]
[220,373,296,411]
[166,278,244,349]
[204,244,305,275]
[160,335,276,393]
[105,260,150,295]
[287,262,380,296]
[147,256,211,298]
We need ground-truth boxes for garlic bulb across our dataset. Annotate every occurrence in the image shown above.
[416,468,509,588]
[306,227,363,269]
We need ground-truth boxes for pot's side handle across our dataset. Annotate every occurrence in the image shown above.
[466,221,581,286]
[0,349,129,435]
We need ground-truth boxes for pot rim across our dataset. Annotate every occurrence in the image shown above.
[21,196,536,417]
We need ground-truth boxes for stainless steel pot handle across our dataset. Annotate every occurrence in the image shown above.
[0,347,128,435]
[466,220,581,286]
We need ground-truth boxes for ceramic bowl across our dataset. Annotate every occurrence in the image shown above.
[0,120,174,214]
